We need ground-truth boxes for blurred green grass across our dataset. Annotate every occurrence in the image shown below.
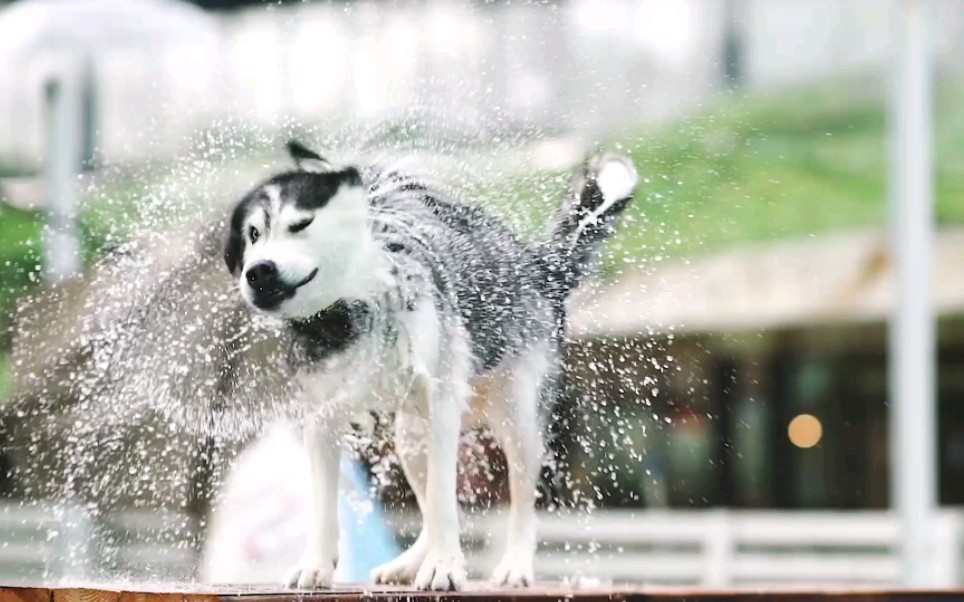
[484,80,964,275]
[0,207,42,341]
[0,199,121,353]
[2,80,964,373]
[0,352,6,400]
[605,80,964,268]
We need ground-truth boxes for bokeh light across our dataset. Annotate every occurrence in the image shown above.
[788,414,823,449]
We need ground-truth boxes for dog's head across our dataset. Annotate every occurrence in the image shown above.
[225,141,369,319]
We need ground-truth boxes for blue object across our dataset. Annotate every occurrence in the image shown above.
[338,457,401,581]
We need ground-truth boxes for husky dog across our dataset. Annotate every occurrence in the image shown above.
[223,141,638,590]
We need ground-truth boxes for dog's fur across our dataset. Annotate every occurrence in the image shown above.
[224,142,638,590]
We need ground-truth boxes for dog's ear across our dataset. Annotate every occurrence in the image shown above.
[287,140,331,173]
[224,228,242,276]
[224,213,244,276]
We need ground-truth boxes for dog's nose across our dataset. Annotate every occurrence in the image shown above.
[245,261,278,289]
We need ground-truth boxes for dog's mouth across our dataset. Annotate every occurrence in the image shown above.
[293,267,319,289]
[250,267,319,310]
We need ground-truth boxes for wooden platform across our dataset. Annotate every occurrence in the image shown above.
[2,584,964,602]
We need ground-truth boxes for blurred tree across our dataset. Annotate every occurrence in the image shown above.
[723,0,744,88]
[189,0,314,8]
[3,0,309,7]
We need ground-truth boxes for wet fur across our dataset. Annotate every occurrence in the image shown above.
[225,143,638,590]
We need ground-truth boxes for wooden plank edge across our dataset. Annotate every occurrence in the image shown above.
[3,585,964,602]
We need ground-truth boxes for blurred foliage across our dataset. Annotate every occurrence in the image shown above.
[604,79,964,269]
[612,85,887,263]
[477,80,944,273]
[0,203,116,351]
[0,206,42,345]
[0,352,6,400]
[189,0,307,9]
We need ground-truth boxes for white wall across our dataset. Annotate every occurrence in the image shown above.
[1,0,963,167]
[0,0,722,166]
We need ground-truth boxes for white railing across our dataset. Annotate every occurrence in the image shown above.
[2,504,962,587]
[392,509,964,587]
[0,502,197,583]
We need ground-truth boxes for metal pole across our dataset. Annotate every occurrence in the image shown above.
[44,73,82,282]
[80,57,98,172]
[722,0,743,88]
[889,0,938,587]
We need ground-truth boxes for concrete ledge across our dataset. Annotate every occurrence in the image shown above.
[3,585,964,602]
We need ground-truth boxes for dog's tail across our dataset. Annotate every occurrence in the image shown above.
[541,153,639,297]
[536,155,638,506]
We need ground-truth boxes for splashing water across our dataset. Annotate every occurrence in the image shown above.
[1,107,680,586]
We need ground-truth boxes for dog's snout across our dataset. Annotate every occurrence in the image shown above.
[245,261,278,289]
[244,260,292,310]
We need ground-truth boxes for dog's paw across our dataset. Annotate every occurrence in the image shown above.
[490,552,534,588]
[413,553,466,591]
[284,554,338,589]
[370,540,427,584]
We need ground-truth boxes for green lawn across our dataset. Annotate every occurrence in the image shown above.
[0,206,43,341]
[608,79,964,268]
[0,352,7,400]
[0,201,122,343]
[480,80,964,276]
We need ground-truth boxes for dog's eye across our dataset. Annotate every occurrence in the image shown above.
[248,225,260,243]
[289,217,314,233]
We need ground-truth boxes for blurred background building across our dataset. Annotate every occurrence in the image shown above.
[0,0,964,590]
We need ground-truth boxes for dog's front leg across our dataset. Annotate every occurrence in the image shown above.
[285,417,341,589]
[412,382,467,591]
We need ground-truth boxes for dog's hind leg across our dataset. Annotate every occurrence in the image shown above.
[370,411,430,584]
[486,346,549,587]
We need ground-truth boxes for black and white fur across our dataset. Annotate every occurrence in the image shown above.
[224,141,638,590]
